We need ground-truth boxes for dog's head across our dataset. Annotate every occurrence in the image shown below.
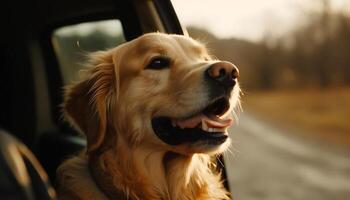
[63,33,240,156]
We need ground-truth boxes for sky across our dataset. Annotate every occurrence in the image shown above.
[171,0,350,42]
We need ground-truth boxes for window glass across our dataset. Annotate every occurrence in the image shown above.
[52,20,126,83]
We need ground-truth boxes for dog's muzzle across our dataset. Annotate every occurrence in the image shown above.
[151,61,239,147]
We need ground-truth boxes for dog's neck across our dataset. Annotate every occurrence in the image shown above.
[89,140,229,200]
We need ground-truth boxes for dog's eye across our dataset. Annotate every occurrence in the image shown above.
[146,57,171,70]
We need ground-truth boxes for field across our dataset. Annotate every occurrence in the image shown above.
[243,88,350,149]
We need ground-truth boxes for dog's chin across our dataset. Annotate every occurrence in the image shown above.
[151,96,234,155]
[193,137,231,154]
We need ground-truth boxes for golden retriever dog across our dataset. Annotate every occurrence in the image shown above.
[57,32,240,200]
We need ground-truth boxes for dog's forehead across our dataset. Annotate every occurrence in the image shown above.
[133,33,207,55]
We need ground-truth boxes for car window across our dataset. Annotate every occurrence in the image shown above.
[52,20,126,84]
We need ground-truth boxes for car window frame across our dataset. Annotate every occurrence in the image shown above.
[39,6,142,131]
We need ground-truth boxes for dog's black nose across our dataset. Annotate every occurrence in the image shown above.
[206,61,239,89]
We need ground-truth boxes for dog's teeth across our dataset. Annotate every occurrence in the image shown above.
[201,121,209,131]
[202,125,226,133]
[213,128,222,132]
[216,128,227,132]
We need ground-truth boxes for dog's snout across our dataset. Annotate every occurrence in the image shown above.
[206,61,239,89]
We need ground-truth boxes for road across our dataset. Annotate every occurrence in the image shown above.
[224,114,350,200]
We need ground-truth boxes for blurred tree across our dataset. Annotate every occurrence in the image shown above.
[336,14,350,85]
[316,0,332,88]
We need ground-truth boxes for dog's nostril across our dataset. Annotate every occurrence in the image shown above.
[219,68,226,78]
[232,68,239,79]
[216,68,229,84]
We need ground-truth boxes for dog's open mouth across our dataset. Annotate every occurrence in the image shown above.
[152,97,233,146]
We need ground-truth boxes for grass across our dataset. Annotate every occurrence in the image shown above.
[243,88,350,148]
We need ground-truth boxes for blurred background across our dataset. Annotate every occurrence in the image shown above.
[52,0,350,199]
[171,0,350,199]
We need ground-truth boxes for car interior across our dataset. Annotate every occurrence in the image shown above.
[0,0,229,199]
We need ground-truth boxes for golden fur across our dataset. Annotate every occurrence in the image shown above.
[57,33,240,200]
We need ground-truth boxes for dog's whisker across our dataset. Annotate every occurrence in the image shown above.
[231,110,239,125]
[226,146,234,155]
[215,155,225,169]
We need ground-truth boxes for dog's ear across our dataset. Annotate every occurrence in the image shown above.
[63,51,118,153]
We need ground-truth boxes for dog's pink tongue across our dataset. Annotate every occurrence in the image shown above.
[203,115,233,129]
[172,114,233,130]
